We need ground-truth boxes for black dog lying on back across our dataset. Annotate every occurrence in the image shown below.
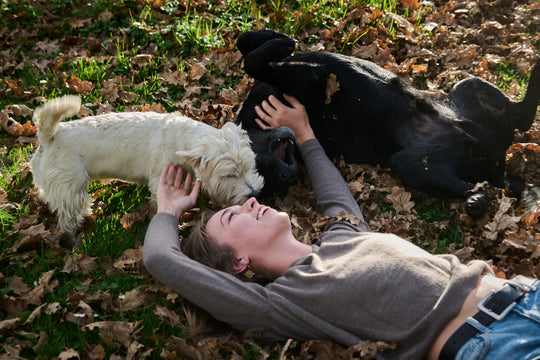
[235,30,540,217]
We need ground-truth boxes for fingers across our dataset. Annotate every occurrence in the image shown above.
[190,180,202,198]
[160,164,198,191]
[173,166,183,188]
[166,164,176,186]
[184,171,193,191]
[267,94,285,109]
[160,164,170,184]
[255,105,271,122]
[283,93,302,109]
[262,97,278,115]
[255,118,272,130]
[161,164,177,186]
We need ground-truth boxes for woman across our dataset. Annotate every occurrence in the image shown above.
[143,94,540,360]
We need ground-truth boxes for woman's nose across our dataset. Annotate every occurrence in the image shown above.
[241,197,258,211]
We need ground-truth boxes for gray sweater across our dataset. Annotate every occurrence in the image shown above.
[143,139,492,359]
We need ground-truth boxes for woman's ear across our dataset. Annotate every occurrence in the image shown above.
[233,256,249,275]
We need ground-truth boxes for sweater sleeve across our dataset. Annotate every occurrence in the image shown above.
[143,212,270,330]
[298,138,370,232]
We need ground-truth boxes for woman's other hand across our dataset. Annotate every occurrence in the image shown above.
[157,164,201,220]
[255,94,316,146]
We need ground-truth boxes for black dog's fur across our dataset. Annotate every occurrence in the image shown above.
[235,30,540,217]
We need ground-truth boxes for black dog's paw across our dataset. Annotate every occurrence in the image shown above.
[521,186,540,213]
[237,30,295,56]
[465,190,490,218]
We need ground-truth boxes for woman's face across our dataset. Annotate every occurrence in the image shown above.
[205,197,291,256]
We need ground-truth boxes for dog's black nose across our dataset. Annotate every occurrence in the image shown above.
[278,170,295,183]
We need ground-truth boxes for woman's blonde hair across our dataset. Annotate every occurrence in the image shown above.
[181,209,269,284]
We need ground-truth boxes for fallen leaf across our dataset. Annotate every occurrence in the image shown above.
[325,73,340,104]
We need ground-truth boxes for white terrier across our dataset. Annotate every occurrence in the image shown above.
[30,95,264,239]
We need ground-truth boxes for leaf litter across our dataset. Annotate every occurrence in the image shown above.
[0,0,539,359]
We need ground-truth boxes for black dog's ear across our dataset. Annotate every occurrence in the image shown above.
[237,30,295,56]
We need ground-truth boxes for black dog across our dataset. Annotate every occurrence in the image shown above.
[235,30,540,217]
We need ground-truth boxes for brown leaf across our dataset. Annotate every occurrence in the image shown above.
[120,204,151,230]
[67,76,94,95]
[483,198,521,240]
[62,253,99,275]
[325,73,340,104]
[162,336,203,360]
[0,110,37,137]
[349,340,398,358]
[65,300,95,326]
[67,290,113,311]
[0,317,20,330]
[113,287,154,312]
[217,88,239,106]
[24,303,48,325]
[140,102,167,113]
[0,188,8,205]
[386,186,415,215]
[154,305,182,327]
[8,275,30,295]
[19,269,58,306]
[113,246,144,273]
[84,344,107,360]
[214,51,242,71]
[188,62,207,81]
[6,104,33,117]
[162,70,187,86]
[83,321,141,348]
[57,348,80,360]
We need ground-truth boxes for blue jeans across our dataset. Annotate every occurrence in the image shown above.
[455,279,540,360]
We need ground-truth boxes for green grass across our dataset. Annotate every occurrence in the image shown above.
[0,145,34,203]
[494,61,532,99]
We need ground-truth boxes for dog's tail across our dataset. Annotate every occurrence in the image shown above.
[511,59,540,131]
[33,95,81,145]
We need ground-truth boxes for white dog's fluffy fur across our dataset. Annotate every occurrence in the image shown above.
[30,95,264,237]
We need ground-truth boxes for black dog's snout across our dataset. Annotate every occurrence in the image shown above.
[278,170,295,183]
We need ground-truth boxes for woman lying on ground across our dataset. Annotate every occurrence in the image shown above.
[143,94,540,360]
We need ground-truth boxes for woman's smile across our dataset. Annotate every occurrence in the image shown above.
[257,205,272,220]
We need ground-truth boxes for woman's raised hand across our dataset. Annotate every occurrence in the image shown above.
[255,94,315,146]
[157,164,201,220]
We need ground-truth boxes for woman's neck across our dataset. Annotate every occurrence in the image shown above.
[254,235,313,279]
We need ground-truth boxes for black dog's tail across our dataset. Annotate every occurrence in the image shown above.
[511,59,540,131]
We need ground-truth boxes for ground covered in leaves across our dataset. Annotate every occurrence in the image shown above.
[1,0,539,359]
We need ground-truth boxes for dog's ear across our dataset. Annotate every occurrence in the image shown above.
[176,150,204,170]
[221,122,251,144]
[221,121,243,133]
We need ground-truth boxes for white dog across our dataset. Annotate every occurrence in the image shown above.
[30,95,264,239]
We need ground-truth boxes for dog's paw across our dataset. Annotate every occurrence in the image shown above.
[237,30,294,56]
[521,186,540,213]
[465,190,490,219]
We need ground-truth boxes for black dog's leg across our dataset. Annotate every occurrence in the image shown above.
[464,189,491,219]
[243,43,328,96]
[239,31,329,106]
[450,59,540,132]
[237,30,294,57]
[389,146,471,196]
[389,146,490,218]
[521,186,540,213]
